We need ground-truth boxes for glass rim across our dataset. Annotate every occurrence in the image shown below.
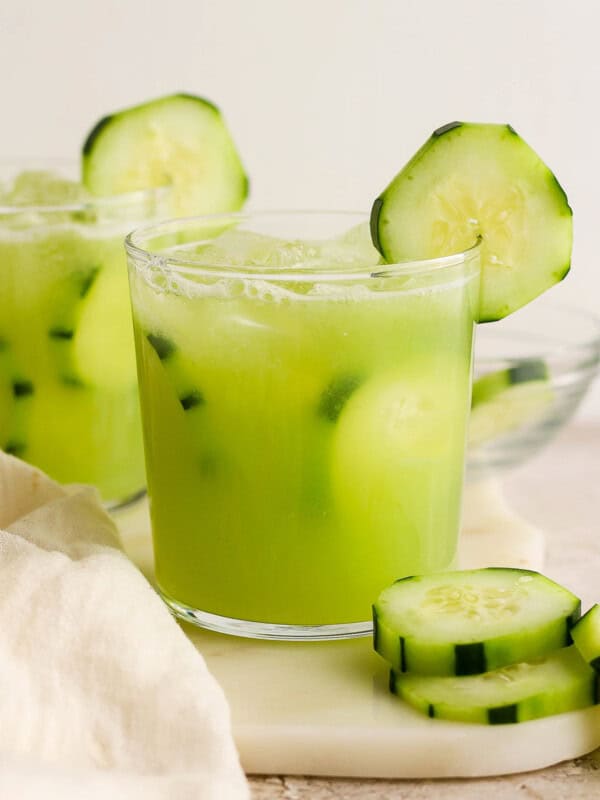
[0,157,170,215]
[125,210,482,281]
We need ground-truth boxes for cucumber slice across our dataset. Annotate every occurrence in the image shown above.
[82,93,248,216]
[472,359,548,406]
[5,377,34,456]
[571,605,600,672]
[0,340,11,450]
[0,340,33,457]
[469,361,554,448]
[373,568,580,676]
[47,263,136,391]
[48,265,100,387]
[142,332,221,478]
[317,373,364,423]
[72,265,137,390]
[391,646,598,724]
[371,122,573,322]
[145,332,206,414]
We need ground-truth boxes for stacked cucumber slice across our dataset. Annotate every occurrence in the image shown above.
[571,605,600,671]
[390,646,595,725]
[374,568,600,724]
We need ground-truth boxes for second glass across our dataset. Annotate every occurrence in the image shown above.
[126,212,480,639]
[0,163,168,506]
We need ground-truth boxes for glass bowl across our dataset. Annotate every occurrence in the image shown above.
[467,298,600,479]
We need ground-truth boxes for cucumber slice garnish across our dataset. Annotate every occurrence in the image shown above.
[373,568,580,676]
[469,361,554,448]
[571,605,600,672]
[82,93,248,216]
[371,122,573,322]
[391,646,597,724]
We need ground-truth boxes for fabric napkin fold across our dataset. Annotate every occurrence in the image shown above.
[0,452,249,800]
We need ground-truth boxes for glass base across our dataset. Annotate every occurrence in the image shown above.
[163,593,373,641]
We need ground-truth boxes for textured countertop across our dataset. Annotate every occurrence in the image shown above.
[249,421,600,798]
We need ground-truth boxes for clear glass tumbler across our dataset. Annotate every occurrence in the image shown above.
[0,161,167,507]
[126,212,480,639]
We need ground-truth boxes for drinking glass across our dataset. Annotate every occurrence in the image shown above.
[0,161,167,506]
[126,212,480,639]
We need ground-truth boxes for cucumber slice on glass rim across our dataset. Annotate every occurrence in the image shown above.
[82,93,248,216]
[390,646,598,725]
[373,568,580,676]
[370,122,573,322]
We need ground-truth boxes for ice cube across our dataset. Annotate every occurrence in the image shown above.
[177,222,381,271]
[5,170,90,206]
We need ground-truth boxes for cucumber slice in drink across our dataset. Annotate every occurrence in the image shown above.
[0,340,11,449]
[142,331,223,478]
[317,373,364,423]
[4,377,34,457]
[571,605,600,672]
[390,646,598,724]
[72,265,137,390]
[373,568,580,676]
[469,361,553,448]
[47,264,136,391]
[145,332,206,414]
[371,122,573,321]
[331,368,468,576]
[0,340,34,457]
[48,265,99,387]
[82,94,248,216]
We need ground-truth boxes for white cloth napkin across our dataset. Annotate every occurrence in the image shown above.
[0,452,249,800]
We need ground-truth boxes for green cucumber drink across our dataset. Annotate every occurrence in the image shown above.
[126,213,480,637]
[0,166,166,503]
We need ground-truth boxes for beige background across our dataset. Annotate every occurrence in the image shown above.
[2,0,599,415]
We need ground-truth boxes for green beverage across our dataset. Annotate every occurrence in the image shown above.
[0,168,168,503]
[127,213,480,637]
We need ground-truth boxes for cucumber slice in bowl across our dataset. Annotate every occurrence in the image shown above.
[371,122,572,322]
[469,360,554,449]
[391,646,598,724]
[472,359,549,406]
[373,568,580,676]
[82,94,248,216]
